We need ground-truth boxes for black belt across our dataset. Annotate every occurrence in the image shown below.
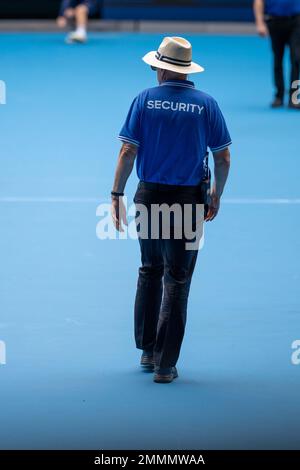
[265,14,300,20]
[138,181,202,194]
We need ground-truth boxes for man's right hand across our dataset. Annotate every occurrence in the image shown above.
[56,16,67,28]
[256,22,268,37]
[111,196,128,232]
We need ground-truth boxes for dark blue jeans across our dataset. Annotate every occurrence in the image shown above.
[133,182,204,368]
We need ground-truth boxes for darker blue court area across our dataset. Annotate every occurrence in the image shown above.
[102,0,254,22]
[0,33,299,450]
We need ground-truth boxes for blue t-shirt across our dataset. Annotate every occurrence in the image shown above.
[118,79,232,186]
[265,0,300,16]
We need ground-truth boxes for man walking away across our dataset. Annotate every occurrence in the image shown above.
[111,37,231,383]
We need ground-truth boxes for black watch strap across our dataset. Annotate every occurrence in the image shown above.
[111,191,124,197]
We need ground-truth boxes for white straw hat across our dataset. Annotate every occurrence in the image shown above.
[142,36,204,74]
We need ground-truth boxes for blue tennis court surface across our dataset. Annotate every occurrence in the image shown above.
[0,33,299,449]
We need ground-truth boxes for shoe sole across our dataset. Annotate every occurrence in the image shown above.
[153,371,178,384]
[65,38,87,44]
[140,357,155,369]
[141,363,155,370]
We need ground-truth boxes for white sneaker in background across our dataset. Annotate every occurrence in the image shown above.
[65,29,87,44]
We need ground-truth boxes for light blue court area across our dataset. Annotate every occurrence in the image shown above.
[0,33,300,450]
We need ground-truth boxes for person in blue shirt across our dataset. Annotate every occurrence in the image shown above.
[57,0,99,43]
[111,37,231,383]
[254,0,300,108]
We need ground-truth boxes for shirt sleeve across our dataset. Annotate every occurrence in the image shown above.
[207,100,232,153]
[118,96,141,147]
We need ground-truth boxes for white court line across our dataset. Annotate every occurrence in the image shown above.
[0,197,101,203]
[0,197,300,204]
[223,198,300,204]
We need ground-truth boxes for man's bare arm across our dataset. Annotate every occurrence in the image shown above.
[206,147,231,221]
[253,0,268,36]
[111,142,137,231]
[112,142,137,193]
[212,147,231,197]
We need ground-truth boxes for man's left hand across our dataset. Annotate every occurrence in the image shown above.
[205,191,220,221]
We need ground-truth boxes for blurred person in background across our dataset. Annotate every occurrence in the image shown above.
[254,0,300,109]
[57,0,99,43]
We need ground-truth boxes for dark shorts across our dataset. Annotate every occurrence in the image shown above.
[63,0,99,16]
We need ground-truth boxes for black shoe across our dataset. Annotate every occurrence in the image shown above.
[288,100,300,110]
[271,97,283,108]
[140,350,154,369]
[153,366,178,384]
